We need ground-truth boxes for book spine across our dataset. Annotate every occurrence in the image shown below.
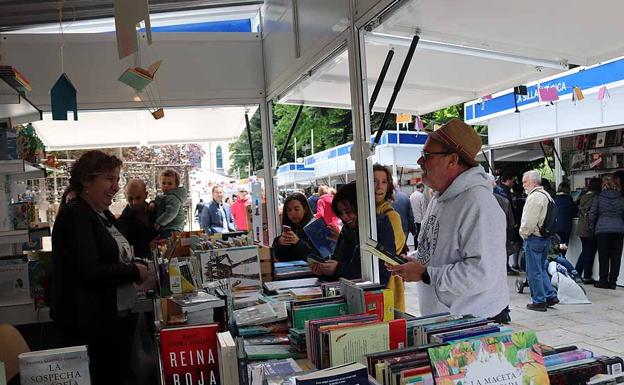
[389,319,407,350]
[236,337,249,385]
[545,350,594,367]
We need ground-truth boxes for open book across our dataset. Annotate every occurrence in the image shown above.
[361,238,407,266]
[303,218,337,261]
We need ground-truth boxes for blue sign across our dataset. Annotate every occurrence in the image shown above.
[464,57,624,123]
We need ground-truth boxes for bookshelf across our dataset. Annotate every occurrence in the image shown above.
[568,129,624,190]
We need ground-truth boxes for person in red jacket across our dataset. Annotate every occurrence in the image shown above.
[315,185,341,230]
[231,188,250,231]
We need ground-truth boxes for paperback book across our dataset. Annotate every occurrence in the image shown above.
[19,346,90,385]
[303,218,337,260]
[160,324,220,385]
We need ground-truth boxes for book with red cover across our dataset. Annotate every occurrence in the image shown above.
[160,324,221,385]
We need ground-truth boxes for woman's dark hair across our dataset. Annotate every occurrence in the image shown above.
[59,150,122,212]
[373,163,395,202]
[282,192,313,229]
[161,169,180,186]
[332,182,358,216]
[587,177,602,192]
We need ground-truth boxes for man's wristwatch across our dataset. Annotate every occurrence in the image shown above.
[421,269,431,285]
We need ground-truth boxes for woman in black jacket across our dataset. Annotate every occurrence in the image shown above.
[311,182,362,281]
[272,192,319,262]
[51,150,148,385]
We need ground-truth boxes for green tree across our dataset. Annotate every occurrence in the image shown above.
[228,110,264,176]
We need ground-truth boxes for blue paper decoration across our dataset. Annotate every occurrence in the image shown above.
[50,73,77,121]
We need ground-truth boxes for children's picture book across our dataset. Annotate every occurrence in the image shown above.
[200,246,261,291]
[303,218,337,261]
[19,346,91,385]
[428,330,549,385]
[160,324,220,385]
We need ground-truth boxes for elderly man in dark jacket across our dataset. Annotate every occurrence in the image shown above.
[589,175,624,289]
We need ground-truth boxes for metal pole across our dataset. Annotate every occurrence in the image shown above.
[245,112,256,172]
[276,104,304,169]
[554,137,563,188]
[368,49,395,114]
[372,35,420,150]
[260,101,279,244]
[348,0,376,282]
[311,128,314,154]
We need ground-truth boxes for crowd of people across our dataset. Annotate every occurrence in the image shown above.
[48,121,624,383]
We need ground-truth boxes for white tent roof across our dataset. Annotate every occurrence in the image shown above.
[33,105,257,151]
[281,0,624,115]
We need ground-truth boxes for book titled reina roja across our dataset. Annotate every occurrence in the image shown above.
[160,324,221,385]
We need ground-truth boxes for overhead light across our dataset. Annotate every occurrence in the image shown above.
[366,32,570,71]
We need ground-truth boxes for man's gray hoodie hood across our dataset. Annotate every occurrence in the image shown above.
[415,165,510,318]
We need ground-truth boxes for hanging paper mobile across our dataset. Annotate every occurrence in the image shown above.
[118,60,164,119]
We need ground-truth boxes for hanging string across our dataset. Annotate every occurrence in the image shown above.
[58,0,64,73]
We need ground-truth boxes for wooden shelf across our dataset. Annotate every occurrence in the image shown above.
[0,229,28,244]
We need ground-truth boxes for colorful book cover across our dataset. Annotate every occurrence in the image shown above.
[303,218,337,260]
[160,324,220,385]
[428,330,549,385]
[19,346,90,385]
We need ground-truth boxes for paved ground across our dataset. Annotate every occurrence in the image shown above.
[404,275,624,356]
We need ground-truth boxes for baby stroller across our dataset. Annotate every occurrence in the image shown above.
[515,235,583,294]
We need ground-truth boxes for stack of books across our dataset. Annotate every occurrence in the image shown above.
[0,65,31,92]
[170,290,225,325]
[274,261,313,280]
[263,277,320,294]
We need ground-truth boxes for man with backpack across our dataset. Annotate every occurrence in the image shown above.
[519,170,559,312]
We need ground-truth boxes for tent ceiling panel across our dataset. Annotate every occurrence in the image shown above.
[375,0,624,66]
[1,33,264,111]
[281,0,624,115]
[33,106,257,151]
[281,41,558,115]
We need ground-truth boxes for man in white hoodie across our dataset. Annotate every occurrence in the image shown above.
[387,118,510,322]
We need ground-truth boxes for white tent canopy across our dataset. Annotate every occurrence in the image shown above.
[280,0,624,115]
[33,105,257,151]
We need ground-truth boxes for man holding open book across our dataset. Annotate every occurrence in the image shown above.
[387,119,510,323]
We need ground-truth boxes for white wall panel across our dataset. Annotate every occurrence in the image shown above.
[488,113,522,145]
[520,106,557,139]
[556,98,603,133]
[262,0,349,99]
[603,87,624,125]
[1,33,264,111]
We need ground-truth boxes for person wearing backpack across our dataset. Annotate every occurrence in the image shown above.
[519,170,559,312]
[588,175,624,289]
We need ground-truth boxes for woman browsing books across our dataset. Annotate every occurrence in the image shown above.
[51,150,149,385]
[372,164,406,310]
[310,182,363,280]
[272,193,321,262]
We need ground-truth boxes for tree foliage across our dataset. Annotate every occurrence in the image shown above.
[228,102,486,175]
